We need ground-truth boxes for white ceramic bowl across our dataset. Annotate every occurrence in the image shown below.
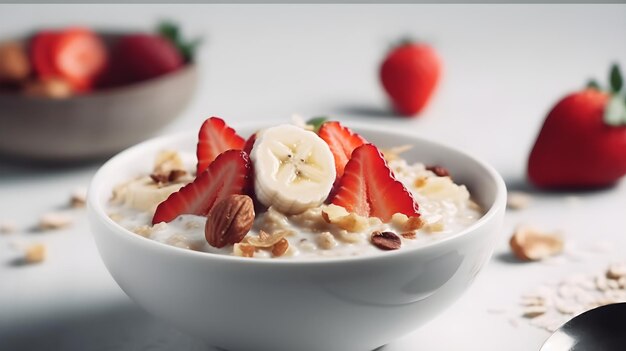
[88,123,506,351]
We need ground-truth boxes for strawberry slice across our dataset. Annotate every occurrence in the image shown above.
[153,150,251,224]
[329,143,419,222]
[196,117,246,175]
[318,121,367,179]
[53,28,107,91]
[243,132,257,156]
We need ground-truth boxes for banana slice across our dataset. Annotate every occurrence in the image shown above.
[117,176,187,213]
[251,124,336,215]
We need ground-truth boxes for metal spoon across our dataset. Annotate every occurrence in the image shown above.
[541,303,626,351]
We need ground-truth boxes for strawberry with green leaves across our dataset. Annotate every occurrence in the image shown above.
[528,64,626,188]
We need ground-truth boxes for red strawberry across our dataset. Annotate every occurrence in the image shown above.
[196,117,246,175]
[380,41,442,116]
[113,34,183,82]
[243,133,257,156]
[329,143,419,222]
[528,64,626,188]
[152,150,251,224]
[318,121,367,179]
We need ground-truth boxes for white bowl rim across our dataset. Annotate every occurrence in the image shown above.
[88,121,507,266]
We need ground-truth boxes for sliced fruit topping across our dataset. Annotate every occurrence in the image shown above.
[318,121,367,179]
[251,124,336,215]
[196,117,246,175]
[153,149,251,224]
[329,143,419,222]
[243,132,257,156]
[53,28,107,91]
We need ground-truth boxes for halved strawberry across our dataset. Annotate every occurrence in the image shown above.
[153,150,251,224]
[196,117,246,175]
[329,143,419,222]
[318,121,367,179]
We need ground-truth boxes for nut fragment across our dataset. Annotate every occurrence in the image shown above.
[24,243,46,264]
[38,212,72,230]
[271,238,290,257]
[321,204,368,232]
[23,78,72,99]
[154,150,184,175]
[233,243,255,258]
[509,226,564,261]
[371,231,401,250]
[507,191,532,210]
[380,144,413,162]
[391,213,423,232]
[0,41,30,82]
[401,232,416,239]
[132,225,153,237]
[70,187,87,208]
[426,165,450,178]
[150,169,188,186]
[607,263,626,280]
[246,230,291,248]
[205,195,255,248]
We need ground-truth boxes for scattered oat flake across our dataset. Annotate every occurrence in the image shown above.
[506,191,532,210]
[38,212,72,230]
[0,220,17,234]
[70,187,87,208]
[509,226,563,261]
[523,305,547,318]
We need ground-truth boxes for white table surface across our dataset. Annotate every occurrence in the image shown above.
[1,4,626,351]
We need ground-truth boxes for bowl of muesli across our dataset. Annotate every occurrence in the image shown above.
[88,117,506,351]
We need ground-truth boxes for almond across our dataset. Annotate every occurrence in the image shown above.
[371,231,401,250]
[272,238,290,257]
[509,226,564,261]
[205,195,255,248]
[426,165,450,178]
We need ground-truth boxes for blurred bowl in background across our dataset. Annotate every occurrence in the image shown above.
[0,33,198,163]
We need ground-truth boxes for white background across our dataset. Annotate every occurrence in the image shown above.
[1,4,626,350]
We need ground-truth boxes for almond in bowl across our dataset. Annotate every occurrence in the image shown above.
[87,117,507,351]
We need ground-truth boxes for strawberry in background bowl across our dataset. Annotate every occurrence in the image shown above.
[0,21,199,162]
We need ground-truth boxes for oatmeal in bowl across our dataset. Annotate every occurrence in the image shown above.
[87,117,506,351]
[106,117,483,259]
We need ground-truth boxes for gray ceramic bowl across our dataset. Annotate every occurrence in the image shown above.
[0,57,197,162]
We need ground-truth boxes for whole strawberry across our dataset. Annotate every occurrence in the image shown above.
[380,40,442,116]
[528,64,626,188]
[113,34,183,82]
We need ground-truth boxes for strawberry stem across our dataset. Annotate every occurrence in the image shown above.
[610,63,623,93]
[158,20,201,63]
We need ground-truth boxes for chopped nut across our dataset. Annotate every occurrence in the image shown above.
[233,243,255,258]
[507,191,532,210]
[607,263,626,280]
[205,195,255,248]
[509,226,564,261]
[317,232,337,250]
[0,220,17,234]
[24,243,46,264]
[154,150,184,175]
[381,144,413,162]
[150,173,169,184]
[426,165,450,178]
[371,231,401,250]
[38,212,72,230]
[522,306,547,318]
[23,78,72,99]
[424,218,445,233]
[321,204,368,232]
[0,41,30,82]
[271,238,290,257]
[246,230,291,248]
[132,225,153,237]
[69,187,87,208]
[391,213,423,232]
[401,232,416,239]
[150,169,188,186]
